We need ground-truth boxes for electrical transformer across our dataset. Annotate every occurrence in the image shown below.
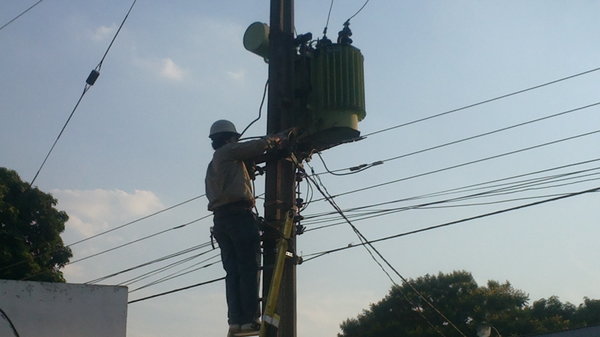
[299,42,365,150]
[243,21,367,152]
[293,22,366,152]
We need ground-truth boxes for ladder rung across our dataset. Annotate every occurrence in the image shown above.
[232,331,260,337]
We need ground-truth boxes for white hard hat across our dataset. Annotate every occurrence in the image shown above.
[209,120,239,138]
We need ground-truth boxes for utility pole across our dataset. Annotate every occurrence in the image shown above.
[263,0,296,337]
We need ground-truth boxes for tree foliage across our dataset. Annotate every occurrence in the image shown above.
[0,167,72,282]
[339,270,600,337]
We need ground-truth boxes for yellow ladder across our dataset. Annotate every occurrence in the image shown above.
[232,213,294,337]
[260,212,294,337]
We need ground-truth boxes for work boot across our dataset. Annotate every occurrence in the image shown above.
[227,324,240,337]
[239,321,260,333]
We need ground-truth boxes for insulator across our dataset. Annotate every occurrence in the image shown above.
[86,70,100,86]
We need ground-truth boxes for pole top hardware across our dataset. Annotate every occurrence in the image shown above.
[243,22,270,61]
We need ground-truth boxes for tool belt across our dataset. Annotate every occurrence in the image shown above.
[213,200,254,215]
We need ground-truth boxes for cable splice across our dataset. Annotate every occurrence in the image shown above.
[29,0,139,185]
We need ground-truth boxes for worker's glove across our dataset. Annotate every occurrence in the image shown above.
[270,128,297,149]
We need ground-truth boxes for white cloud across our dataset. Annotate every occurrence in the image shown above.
[53,189,164,239]
[160,58,185,81]
[91,24,117,41]
[226,70,245,82]
[132,55,186,81]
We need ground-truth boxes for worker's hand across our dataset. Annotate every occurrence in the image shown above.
[271,134,285,144]
[266,128,296,151]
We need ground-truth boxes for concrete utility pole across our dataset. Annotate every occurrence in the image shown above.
[263,1,296,337]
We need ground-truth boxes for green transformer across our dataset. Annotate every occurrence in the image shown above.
[296,43,366,151]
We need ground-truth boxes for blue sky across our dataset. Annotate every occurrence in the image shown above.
[2,1,600,336]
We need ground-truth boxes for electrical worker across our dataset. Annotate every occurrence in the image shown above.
[205,119,284,337]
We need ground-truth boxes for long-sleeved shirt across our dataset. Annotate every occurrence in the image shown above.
[205,138,273,211]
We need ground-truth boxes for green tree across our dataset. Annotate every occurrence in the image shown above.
[526,296,576,333]
[0,167,72,282]
[572,297,600,327]
[338,270,595,337]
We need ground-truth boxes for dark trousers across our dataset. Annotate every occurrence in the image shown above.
[213,209,260,325]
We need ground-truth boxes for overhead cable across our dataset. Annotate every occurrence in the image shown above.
[68,215,211,265]
[362,66,600,138]
[119,250,216,287]
[128,276,226,304]
[239,79,269,137]
[85,241,212,284]
[3,194,206,280]
[320,101,600,175]
[67,194,205,247]
[302,169,600,230]
[0,308,20,337]
[128,254,221,293]
[29,0,138,185]
[0,0,44,32]
[303,163,600,226]
[346,0,372,23]
[303,185,600,262]
[315,128,600,201]
[306,185,597,233]
[322,0,335,36]
[301,162,469,337]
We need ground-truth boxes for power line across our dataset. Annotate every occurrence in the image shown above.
[322,0,335,36]
[346,0,372,23]
[128,276,226,304]
[85,241,212,284]
[305,188,593,233]
[361,66,600,138]
[303,163,600,226]
[29,0,139,185]
[321,101,600,176]
[128,254,220,293]
[315,128,600,202]
[303,185,600,262]
[0,0,44,32]
[119,250,216,287]
[300,161,469,337]
[29,86,91,186]
[239,79,269,137]
[306,163,397,284]
[1,194,207,279]
[302,170,600,232]
[67,215,211,265]
[67,194,204,247]
[305,157,600,220]
[126,186,600,311]
[0,308,20,337]
[97,0,137,71]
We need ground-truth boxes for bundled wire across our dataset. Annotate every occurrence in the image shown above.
[313,128,600,202]
[318,101,600,176]
[68,215,211,265]
[128,276,226,304]
[239,79,269,138]
[301,161,600,231]
[299,161,469,337]
[85,241,212,284]
[0,308,20,337]
[30,0,139,185]
[362,66,600,138]
[303,185,600,262]
[0,0,44,32]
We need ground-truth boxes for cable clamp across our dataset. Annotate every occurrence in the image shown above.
[263,314,280,328]
[86,69,100,86]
